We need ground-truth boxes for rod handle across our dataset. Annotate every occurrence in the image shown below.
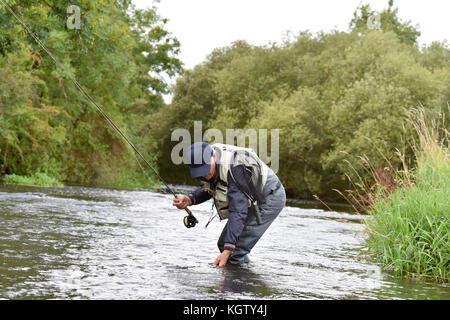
[184,207,198,224]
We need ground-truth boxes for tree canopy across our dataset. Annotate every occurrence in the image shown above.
[0,0,182,188]
[148,2,449,200]
[1,1,448,200]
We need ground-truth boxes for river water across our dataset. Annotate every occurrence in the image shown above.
[0,184,448,300]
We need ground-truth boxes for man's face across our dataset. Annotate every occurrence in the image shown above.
[202,154,216,180]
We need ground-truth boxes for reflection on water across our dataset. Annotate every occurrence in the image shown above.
[0,183,448,300]
[212,265,278,298]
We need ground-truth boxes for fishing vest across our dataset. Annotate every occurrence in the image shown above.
[201,143,268,221]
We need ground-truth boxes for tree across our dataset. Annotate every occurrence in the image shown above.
[150,16,448,200]
[350,0,421,45]
[0,0,182,187]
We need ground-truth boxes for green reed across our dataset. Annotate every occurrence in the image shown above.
[342,106,449,282]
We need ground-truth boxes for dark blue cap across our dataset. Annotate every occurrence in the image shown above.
[187,142,213,178]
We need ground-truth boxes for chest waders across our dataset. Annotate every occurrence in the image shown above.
[203,143,268,226]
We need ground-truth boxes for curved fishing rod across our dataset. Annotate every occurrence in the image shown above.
[1,0,198,228]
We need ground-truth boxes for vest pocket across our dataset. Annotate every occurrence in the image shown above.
[214,185,229,220]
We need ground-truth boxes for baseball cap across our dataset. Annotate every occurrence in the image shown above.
[187,142,213,178]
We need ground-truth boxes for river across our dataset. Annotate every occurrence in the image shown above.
[0,184,448,299]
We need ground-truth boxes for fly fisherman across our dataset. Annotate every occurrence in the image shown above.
[172,142,286,267]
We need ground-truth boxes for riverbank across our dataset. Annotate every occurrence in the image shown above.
[1,173,63,188]
[361,108,449,282]
[1,170,161,191]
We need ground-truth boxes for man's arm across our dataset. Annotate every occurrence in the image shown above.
[187,185,212,205]
[173,185,212,209]
[223,165,251,251]
[214,165,250,266]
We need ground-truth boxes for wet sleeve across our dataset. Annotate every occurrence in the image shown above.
[223,165,250,250]
[188,186,212,205]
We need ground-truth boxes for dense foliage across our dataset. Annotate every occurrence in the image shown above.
[0,0,182,188]
[148,2,449,200]
[0,1,448,201]
[365,107,449,281]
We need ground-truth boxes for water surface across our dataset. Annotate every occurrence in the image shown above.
[0,184,448,299]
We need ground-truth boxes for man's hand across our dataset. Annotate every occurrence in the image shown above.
[172,195,192,209]
[213,250,231,267]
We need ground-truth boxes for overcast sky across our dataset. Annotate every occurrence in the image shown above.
[132,0,449,101]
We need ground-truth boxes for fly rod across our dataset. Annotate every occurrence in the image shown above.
[1,0,198,228]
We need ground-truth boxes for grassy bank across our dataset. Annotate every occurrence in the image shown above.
[3,172,64,188]
[349,107,449,282]
[2,167,161,190]
[366,152,449,281]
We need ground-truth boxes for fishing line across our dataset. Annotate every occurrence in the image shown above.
[1,0,198,227]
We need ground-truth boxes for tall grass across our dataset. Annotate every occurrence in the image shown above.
[342,106,449,282]
[3,172,64,188]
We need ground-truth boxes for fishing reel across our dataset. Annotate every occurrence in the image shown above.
[183,215,198,228]
[183,207,198,228]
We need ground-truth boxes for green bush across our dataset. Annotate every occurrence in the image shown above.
[0,1,181,189]
[367,161,449,281]
[364,107,449,282]
[149,3,449,200]
[3,172,63,188]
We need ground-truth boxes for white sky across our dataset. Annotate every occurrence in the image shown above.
[132,0,449,101]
